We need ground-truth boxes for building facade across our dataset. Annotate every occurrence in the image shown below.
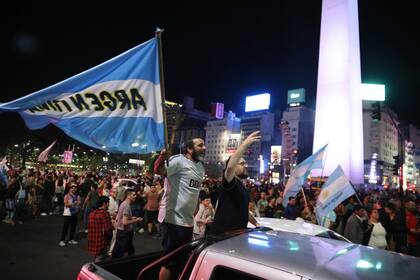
[240,111,275,177]
[167,96,209,154]
[204,111,241,164]
[281,106,315,164]
[362,101,399,186]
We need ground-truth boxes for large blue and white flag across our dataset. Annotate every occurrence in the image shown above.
[316,165,355,224]
[283,144,328,207]
[0,38,164,154]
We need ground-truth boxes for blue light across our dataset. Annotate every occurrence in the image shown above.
[248,237,269,247]
[288,241,299,251]
[245,93,270,112]
[249,233,269,240]
[356,260,374,269]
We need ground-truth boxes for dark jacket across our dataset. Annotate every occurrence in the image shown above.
[344,214,365,244]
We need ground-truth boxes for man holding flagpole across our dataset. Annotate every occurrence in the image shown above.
[153,137,206,280]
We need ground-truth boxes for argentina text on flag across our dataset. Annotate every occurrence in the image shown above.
[0,38,164,154]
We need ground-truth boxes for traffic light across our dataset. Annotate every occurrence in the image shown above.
[392,155,399,175]
[371,101,381,121]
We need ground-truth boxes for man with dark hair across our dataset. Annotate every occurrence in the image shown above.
[88,196,113,262]
[284,196,299,220]
[344,204,367,244]
[112,189,142,258]
[211,131,261,234]
[154,138,206,280]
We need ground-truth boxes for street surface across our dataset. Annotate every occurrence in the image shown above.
[0,214,162,280]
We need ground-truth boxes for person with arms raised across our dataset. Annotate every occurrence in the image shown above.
[211,131,261,234]
[154,138,206,280]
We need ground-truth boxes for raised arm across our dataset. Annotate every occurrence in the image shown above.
[153,149,171,176]
[224,131,261,183]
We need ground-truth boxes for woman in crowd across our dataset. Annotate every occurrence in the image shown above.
[365,208,388,249]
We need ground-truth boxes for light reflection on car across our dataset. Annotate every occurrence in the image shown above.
[248,217,351,243]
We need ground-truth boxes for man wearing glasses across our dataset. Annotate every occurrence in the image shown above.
[211,131,261,234]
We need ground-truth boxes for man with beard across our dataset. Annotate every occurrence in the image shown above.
[211,131,261,234]
[154,138,206,280]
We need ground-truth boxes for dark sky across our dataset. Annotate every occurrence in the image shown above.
[1,1,419,147]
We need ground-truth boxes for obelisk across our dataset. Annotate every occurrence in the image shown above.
[313,0,364,184]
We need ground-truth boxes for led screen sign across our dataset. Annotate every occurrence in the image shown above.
[360,84,385,101]
[287,88,306,104]
[245,93,270,112]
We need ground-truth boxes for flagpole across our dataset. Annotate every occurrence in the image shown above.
[301,188,308,207]
[318,143,329,188]
[349,181,364,206]
[155,27,169,149]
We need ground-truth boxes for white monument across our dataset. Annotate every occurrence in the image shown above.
[313,0,364,184]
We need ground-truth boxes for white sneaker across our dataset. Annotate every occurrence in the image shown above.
[138,228,144,233]
[84,229,88,233]
[59,241,66,247]
[41,213,47,216]
[68,240,78,245]
[48,212,53,215]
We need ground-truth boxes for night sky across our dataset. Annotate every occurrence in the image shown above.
[1,1,419,148]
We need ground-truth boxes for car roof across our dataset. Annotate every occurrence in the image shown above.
[252,217,348,239]
[248,217,349,242]
[205,230,420,279]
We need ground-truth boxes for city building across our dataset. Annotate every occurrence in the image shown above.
[281,106,315,164]
[400,123,420,190]
[362,101,399,187]
[240,111,275,177]
[166,96,209,154]
[204,110,241,167]
[165,100,183,149]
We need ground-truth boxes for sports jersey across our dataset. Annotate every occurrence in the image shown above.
[158,154,205,227]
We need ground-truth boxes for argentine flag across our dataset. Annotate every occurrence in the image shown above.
[283,144,328,207]
[316,165,355,224]
[0,38,164,154]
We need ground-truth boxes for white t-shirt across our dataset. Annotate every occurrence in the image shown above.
[108,196,118,216]
[158,154,205,227]
[63,194,79,216]
[368,222,387,249]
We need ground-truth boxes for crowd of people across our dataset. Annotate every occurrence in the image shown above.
[1,131,420,279]
[0,164,162,254]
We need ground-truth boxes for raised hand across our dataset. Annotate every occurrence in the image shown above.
[242,131,261,147]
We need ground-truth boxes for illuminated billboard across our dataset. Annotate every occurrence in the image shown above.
[360,84,385,101]
[245,93,270,112]
[287,88,306,104]
[225,134,241,157]
[271,146,282,165]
